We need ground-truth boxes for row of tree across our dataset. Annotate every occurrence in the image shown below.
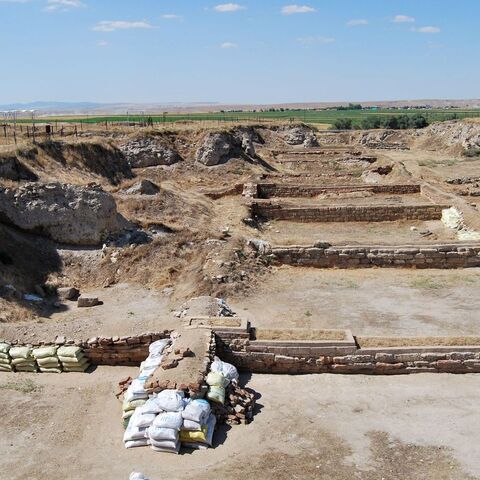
[333,113,430,130]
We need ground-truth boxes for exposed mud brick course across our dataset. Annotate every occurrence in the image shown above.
[252,202,448,222]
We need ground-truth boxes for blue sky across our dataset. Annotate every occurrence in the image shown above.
[0,0,478,104]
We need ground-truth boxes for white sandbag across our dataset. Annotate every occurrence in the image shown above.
[0,356,11,364]
[152,411,183,431]
[147,426,179,442]
[0,352,10,360]
[149,438,179,450]
[40,367,62,374]
[37,357,60,367]
[156,390,185,412]
[123,425,148,442]
[211,356,239,383]
[130,472,150,480]
[57,346,83,358]
[149,339,170,357]
[0,343,10,355]
[9,346,32,360]
[150,440,180,454]
[182,399,211,424]
[130,411,156,429]
[125,439,149,449]
[138,397,163,415]
[206,371,229,388]
[32,346,58,359]
[182,419,202,431]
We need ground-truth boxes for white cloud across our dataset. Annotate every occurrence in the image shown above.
[394,14,415,23]
[93,20,153,32]
[347,19,368,26]
[44,0,84,12]
[297,36,335,45]
[220,41,238,48]
[97,40,108,47]
[416,26,441,33]
[161,14,182,20]
[213,3,245,12]
[281,5,316,15]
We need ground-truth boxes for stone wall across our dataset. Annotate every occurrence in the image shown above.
[255,183,421,199]
[251,202,447,222]
[271,243,480,269]
[215,331,480,374]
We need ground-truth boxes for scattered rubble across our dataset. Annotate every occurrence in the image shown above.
[176,296,236,318]
[119,138,181,167]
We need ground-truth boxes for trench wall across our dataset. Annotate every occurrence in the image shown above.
[255,183,421,199]
[215,331,480,374]
[251,202,447,222]
[271,243,480,269]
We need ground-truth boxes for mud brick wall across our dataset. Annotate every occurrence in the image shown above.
[271,244,480,269]
[81,331,171,366]
[251,202,447,222]
[215,333,480,375]
[256,183,421,199]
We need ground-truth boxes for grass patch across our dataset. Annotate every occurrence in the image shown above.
[358,336,480,348]
[409,276,444,290]
[0,379,41,394]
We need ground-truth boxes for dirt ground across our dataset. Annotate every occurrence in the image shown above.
[231,267,480,336]
[0,369,478,480]
[259,218,458,245]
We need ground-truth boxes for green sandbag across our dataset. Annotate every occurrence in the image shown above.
[9,346,32,359]
[0,365,14,372]
[40,367,63,374]
[37,356,60,366]
[15,366,38,373]
[123,398,146,412]
[37,360,60,369]
[33,346,58,359]
[59,356,88,366]
[57,346,83,358]
[122,409,135,420]
[11,358,35,366]
[0,343,10,355]
[0,357,11,365]
[207,385,226,404]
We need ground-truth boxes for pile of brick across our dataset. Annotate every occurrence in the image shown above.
[210,382,256,425]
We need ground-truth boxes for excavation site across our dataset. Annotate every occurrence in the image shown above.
[1,117,480,479]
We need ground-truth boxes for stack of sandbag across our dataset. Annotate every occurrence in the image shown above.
[181,399,211,432]
[10,346,38,373]
[147,390,185,454]
[122,378,149,429]
[206,371,229,405]
[123,405,158,448]
[33,346,62,373]
[0,343,13,372]
[58,346,90,372]
[180,413,216,450]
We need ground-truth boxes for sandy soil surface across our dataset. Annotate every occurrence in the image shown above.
[0,283,177,342]
[231,267,480,336]
[0,369,479,480]
[260,219,458,245]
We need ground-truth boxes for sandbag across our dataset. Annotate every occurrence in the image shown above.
[206,371,229,388]
[147,426,179,442]
[179,424,208,443]
[182,399,211,424]
[182,419,202,431]
[138,397,163,415]
[150,441,180,454]
[15,366,38,373]
[0,343,11,355]
[12,358,36,367]
[207,385,225,404]
[123,425,148,442]
[129,411,156,429]
[9,347,32,360]
[32,346,58,359]
[57,346,83,358]
[58,354,86,363]
[156,389,185,412]
[0,352,10,360]
[123,398,147,412]
[36,357,60,367]
[149,339,170,357]
[0,364,14,372]
[149,438,179,450]
[122,410,135,420]
[182,414,216,449]
[211,356,239,383]
[0,357,11,365]
[63,365,90,373]
[152,411,183,431]
[125,439,149,449]
[40,367,62,374]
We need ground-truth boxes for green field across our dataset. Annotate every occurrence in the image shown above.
[14,108,480,127]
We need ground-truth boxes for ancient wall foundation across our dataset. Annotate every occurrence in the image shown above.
[270,243,480,269]
[251,202,448,222]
